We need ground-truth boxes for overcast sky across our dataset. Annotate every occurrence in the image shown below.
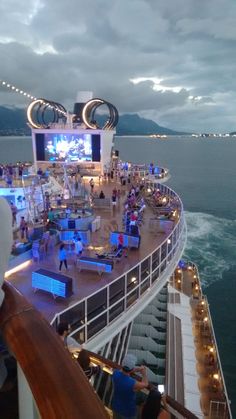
[0,0,236,133]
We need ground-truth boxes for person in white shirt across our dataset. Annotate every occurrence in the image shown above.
[74,237,83,255]
[65,206,72,216]
[57,322,82,354]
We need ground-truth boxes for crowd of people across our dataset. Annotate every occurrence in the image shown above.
[0,162,32,187]
[7,160,149,270]
[122,181,146,236]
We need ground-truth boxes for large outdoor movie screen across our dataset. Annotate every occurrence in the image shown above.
[44,133,92,162]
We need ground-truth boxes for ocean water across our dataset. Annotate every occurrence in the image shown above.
[0,135,236,414]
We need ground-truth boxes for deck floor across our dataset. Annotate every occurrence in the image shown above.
[6,178,179,323]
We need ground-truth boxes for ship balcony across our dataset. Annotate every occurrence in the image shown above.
[166,262,232,418]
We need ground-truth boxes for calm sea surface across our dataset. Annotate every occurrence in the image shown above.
[1,135,236,414]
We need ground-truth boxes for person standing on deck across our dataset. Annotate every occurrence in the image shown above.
[142,390,170,419]
[77,350,100,381]
[57,321,82,354]
[20,216,28,240]
[10,202,17,227]
[112,191,117,209]
[112,354,148,419]
[89,178,95,192]
[118,233,124,251]
[58,243,68,271]
[74,237,83,257]
[99,190,105,199]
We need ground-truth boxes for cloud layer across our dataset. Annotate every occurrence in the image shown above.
[0,0,236,132]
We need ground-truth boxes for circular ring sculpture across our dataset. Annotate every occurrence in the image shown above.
[27,97,119,130]
[82,98,119,130]
[27,99,67,129]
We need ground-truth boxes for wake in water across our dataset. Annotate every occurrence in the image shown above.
[184,211,236,288]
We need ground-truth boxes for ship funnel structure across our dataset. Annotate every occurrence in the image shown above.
[73,91,93,124]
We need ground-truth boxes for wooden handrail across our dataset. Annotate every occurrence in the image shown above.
[0,282,108,419]
[86,350,199,419]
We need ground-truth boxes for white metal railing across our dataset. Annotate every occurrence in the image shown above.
[50,184,186,345]
[205,294,232,418]
[209,401,228,419]
[117,165,169,182]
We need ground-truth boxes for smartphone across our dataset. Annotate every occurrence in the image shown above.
[158,384,165,394]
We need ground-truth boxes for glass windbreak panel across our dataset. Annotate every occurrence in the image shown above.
[152,268,159,284]
[160,260,166,273]
[126,289,138,308]
[87,313,107,340]
[60,301,85,331]
[87,289,107,321]
[124,323,132,351]
[141,257,151,281]
[97,370,112,406]
[119,328,127,356]
[127,266,139,292]
[141,278,150,295]
[168,249,174,262]
[121,323,132,363]
[109,276,125,305]
[161,242,167,262]
[167,237,173,254]
[108,334,119,360]
[109,300,125,323]
[173,229,177,246]
[71,327,85,344]
[152,249,160,270]
[177,223,181,237]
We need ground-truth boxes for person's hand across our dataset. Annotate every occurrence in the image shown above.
[134,365,146,374]
[161,395,168,408]
[139,365,147,374]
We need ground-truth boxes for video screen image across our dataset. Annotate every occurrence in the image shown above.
[44,133,92,162]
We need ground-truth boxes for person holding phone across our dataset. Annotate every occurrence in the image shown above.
[141,389,170,419]
[112,354,148,419]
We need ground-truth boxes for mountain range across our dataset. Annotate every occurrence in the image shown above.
[0,105,185,136]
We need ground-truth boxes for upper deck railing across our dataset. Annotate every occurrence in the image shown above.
[50,183,186,346]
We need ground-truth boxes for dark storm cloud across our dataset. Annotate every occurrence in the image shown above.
[0,0,236,131]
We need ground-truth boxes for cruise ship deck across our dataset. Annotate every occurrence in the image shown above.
[0,94,232,419]
[6,178,181,323]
